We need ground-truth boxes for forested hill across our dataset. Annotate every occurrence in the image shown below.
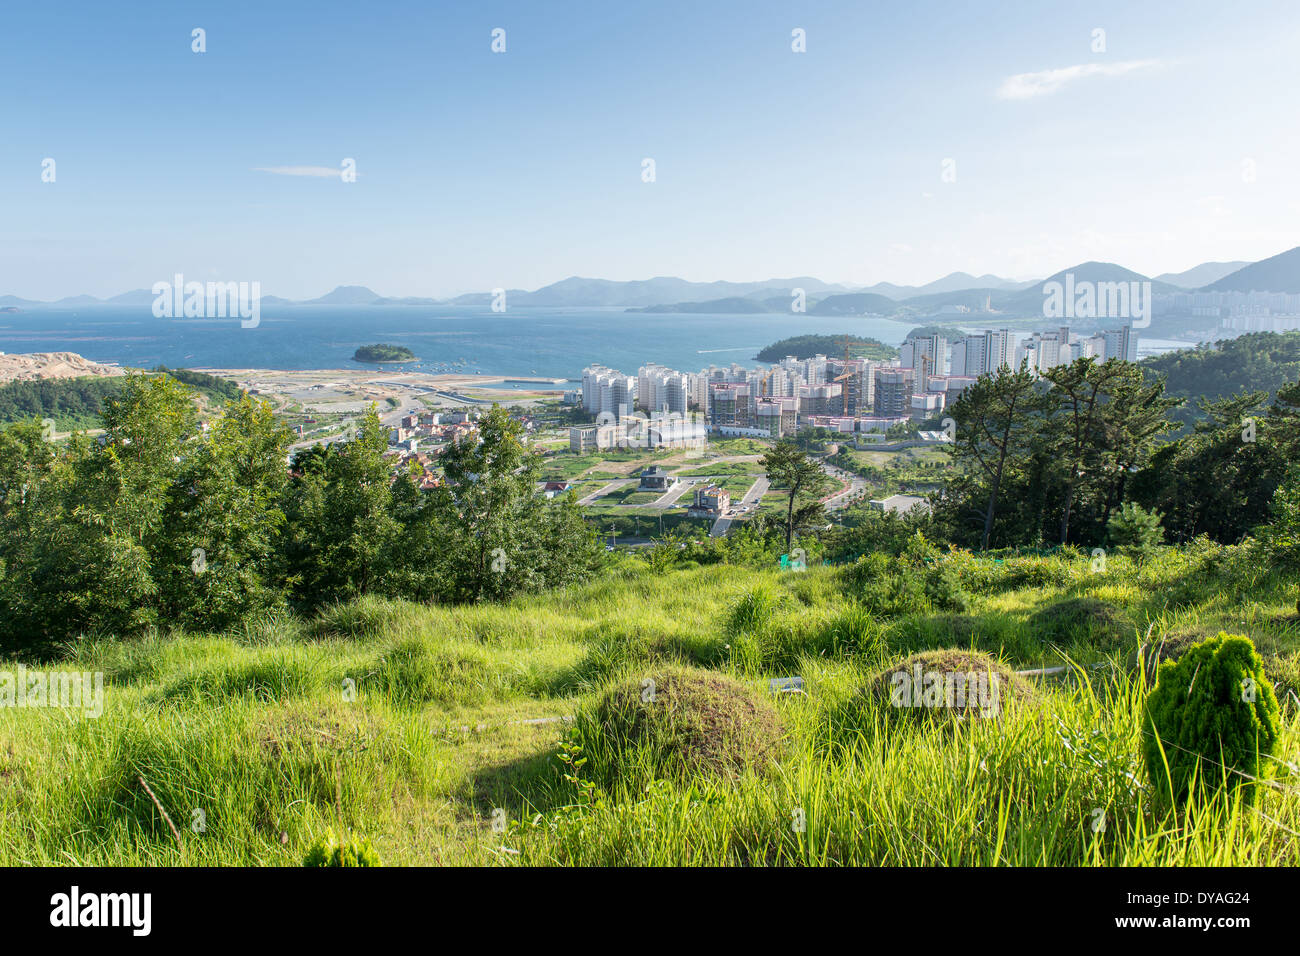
[1142,331,1300,423]
[0,367,242,430]
[756,334,898,362]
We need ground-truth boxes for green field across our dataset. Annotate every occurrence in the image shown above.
[4,544,1296,866]
[674,461,763,478]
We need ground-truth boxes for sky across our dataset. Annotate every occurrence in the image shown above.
[2,0,1299,300]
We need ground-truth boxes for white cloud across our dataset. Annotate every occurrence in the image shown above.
[254,166,343,178]
[996,59,1163,100]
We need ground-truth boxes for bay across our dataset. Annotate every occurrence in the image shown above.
[0,306,918,387]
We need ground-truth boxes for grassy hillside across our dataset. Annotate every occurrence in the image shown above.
[3,543,1297,866]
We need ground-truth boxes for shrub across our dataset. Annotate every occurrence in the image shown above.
[840,552,967,617]
[922,562,971,613]
[303,829,382,867]
[1257,463,1300,570]
[1142,633,1281,808]
[572,667,786,786]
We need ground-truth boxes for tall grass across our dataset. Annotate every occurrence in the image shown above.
[1,545,1297,865]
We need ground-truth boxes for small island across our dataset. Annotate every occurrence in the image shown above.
[353,343,416,363]
[755,334,897,363]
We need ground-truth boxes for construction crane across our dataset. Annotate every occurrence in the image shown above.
[830,334,856,416]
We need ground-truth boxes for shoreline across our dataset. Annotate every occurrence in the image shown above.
[190,367,570,386]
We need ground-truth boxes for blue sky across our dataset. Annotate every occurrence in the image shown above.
[2,0,1299,299]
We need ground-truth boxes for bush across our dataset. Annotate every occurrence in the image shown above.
[922,562,971,613]
[572,667,787,786]
[1257,463,1300,571]
[1142,633,1281,808]
[840,551,969,617]
[304,829,382,867]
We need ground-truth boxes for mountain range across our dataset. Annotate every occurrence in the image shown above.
[3,247,1297,315]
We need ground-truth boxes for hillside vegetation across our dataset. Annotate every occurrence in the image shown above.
[1142,331,1300,426]
[0,367,241,430]
[4,363,1300,868]
[2,547,1296,866]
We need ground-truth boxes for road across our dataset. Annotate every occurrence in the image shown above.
[288,397,419,454]
[711,475,769,537]
[820,461,867,511]
[577,479,636,505]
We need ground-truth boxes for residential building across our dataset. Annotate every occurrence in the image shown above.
[1102,325,1139,363]
[689,483,730,516]
[638,465,678,491]
[874,368,915,417]
[754,397,798,438]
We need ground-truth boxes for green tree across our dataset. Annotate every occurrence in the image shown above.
[944,363,1042,551]
[414,406,600,602]
[284,406,399,609]
[1106,501,1164,558]
[4,373,197,645]
[1044,358,1158,544]
[1134,392,1270,543]
[1256,462,1300,570]
[157,395,293,629]
[759,440,831,554]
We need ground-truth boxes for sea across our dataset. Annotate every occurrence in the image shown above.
[0,305,1193,389]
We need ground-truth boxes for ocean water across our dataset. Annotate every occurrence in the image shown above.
[0,306,919,385]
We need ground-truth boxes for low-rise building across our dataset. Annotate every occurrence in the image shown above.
[870,494,930,515]
[689,483,730,516]
[638,465,678,491]
[542,480,573,498]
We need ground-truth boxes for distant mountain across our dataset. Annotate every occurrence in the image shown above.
[106,289,157,306]
[629,296,785,315]
[894,288,1005,314]
[443,290,527,306]
[808,292,900,316]
[1154,261,1250,289]
[511,275,851,308]
[299,285,383,305]
[862,272,1035,299]
[371,296,442,306]
[7,250,1295,313]
[1203,246,1300,293]
[995,262,1180,317]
